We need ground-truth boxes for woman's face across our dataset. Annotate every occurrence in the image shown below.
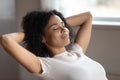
[42,15,70,48]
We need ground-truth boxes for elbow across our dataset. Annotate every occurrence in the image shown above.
[0,35,7,45]
[87,12,92,19]
[0,35,11,46]
[84,12,92,24]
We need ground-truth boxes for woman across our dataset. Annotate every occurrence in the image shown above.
[0,10,108,80]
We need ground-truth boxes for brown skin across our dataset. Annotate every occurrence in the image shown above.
[66,12,92,53]
[0,12,92,74]
[42,15,70,55]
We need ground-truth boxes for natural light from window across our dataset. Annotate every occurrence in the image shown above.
[60,0,120,17]
[59,0,120,25]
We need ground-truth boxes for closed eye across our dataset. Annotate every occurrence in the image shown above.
[52,25,59,30]
[50,22,65,30]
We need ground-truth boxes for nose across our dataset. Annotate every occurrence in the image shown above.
[61,27,68,33]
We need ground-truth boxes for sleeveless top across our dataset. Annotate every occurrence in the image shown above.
[34,43,108,80]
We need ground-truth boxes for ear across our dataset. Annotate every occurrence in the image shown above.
[42,36,46,43]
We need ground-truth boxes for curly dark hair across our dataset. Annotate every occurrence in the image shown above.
[21,10,74,57]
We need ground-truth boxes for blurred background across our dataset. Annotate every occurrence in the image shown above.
[0,0,120,80]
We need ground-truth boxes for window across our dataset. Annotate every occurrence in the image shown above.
[59,0,120,25]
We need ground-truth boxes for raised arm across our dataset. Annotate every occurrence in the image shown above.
[66,12,92,53]
[0,32,41,73]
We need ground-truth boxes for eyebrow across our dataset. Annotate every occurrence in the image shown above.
[50,23,58,27]
[48,23,58,29]
[49,21,64,29]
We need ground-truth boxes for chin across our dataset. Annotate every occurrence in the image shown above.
[64,40,70,46]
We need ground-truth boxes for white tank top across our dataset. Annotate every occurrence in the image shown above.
[34,43,108,80]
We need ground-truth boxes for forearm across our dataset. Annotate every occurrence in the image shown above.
[66,12,92,53]
[66,12,92,27]
[0,32,25,44]
[0,32,41,73]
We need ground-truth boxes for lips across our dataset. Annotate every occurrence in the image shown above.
[61,34,69,39]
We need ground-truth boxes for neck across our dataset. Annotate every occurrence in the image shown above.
[47,46,66,56]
